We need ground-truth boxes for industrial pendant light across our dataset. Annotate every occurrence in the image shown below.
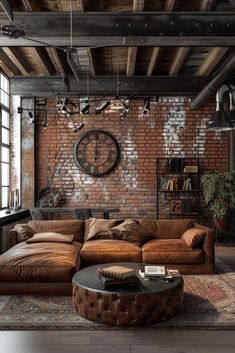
[227,86,235,127]
[208,84,233,131]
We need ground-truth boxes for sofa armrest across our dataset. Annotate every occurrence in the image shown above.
[193,223,214,268]
[8,229,19,249]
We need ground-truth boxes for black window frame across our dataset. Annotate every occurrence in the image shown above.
[0,72,10,210]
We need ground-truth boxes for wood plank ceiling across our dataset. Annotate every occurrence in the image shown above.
[0,0,234,97]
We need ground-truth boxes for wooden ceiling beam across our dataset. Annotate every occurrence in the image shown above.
[199,0,218,11]
[4,47,33,74]
[35,47,57,75]
[46,47,66,76]
[0,48,21,75]
[21,0,33,11]
[196,47,229,76]
[165,0,175,12]
[147,0,174,77]
[169,47,190,76]
[126,0,145,76]
[77,0,85,12]
[87,48,96,76]
[147,47,161,77]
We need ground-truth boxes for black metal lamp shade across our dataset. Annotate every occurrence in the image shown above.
[227,109,235,128]
[208,110,233,131]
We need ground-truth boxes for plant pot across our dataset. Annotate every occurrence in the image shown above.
[213,215,230,233]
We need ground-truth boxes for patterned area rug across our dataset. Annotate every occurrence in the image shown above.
[0,259,235,330]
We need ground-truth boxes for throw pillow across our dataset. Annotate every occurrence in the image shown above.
[181,228,205,248]
[111,219,155,246]
[15,224,34,242]
[85,218,123,241]
[26,232,74,244]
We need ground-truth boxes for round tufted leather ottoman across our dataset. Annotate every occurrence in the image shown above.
[72,263,184,326]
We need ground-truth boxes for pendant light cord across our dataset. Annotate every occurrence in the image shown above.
[70,0,73,49]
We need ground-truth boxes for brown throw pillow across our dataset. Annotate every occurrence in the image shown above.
[26,232,74,244]
[181,228,205,248]
[85,218,122,241]
[15,224,34,242]
[111,219,154,246]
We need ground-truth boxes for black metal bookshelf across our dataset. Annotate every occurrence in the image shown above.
[156,158,200,222]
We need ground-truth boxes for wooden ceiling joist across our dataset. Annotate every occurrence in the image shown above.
[87,48,96,76]
[35,47,57,75]
[165,0,175,12]
[147,47,161,76]
[196,47,229,76]
[0,48,21,75]
[21,0,33,11]
[126,0,145,76]
[77,0,85,12]
[46,47,65,76]
[3,47,33,75]
[146,0,175,77]
[169,47,191,76]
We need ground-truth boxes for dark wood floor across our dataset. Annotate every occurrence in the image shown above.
[0,245,234,353]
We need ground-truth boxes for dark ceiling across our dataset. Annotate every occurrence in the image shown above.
[0,0,235,98]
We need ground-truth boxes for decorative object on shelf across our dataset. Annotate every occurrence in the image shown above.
[74,129,120,177]
[201,171,235,233]
[170,200,182,214]
[184,165,198,173]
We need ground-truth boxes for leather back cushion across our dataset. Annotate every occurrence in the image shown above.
[28,220,84,242]
[84,218,123,241]
[139,219,193,239]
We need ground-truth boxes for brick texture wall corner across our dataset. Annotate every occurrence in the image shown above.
[34,97,228,219]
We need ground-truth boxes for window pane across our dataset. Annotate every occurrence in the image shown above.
[2,127,9,145]
[1,90,9,107]
[1,74,9,93]
[1,186,8,208]
[1,146,9,162]
[2,110,9,128]
[1,162,9,186]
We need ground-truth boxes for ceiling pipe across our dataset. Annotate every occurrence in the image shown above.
[191,52,235,110]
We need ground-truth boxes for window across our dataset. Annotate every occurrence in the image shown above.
[0,73,10,209]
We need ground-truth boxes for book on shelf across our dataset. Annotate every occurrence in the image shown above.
[98,265,137,280]
[144,265,166,278]
[99,274,140,288]
[182,177,192,191]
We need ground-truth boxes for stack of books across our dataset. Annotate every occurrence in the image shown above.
[98,265,140,288]
[139,265,166,280]
[139,266,181,282]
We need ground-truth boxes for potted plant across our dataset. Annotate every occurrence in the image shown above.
[201,171,235,232]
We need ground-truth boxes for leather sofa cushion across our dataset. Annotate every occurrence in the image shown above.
[80,239,142,264]
[111,219,154,246]
[0,241,82,282]
[15,224,34,242]
[84,218,121,241]
[142,239,203,264]
[181,228,205,248]
[28,220,84,242]
[26,232,74,244]
[139,219,193,239]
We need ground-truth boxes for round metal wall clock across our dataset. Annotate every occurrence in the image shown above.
[73,129,120,176]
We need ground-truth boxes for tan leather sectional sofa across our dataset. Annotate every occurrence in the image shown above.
[0,218,214,295]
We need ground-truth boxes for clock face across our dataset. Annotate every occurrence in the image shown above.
[74,130,120,176]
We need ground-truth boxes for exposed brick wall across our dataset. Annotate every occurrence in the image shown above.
[34,96,228,219]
